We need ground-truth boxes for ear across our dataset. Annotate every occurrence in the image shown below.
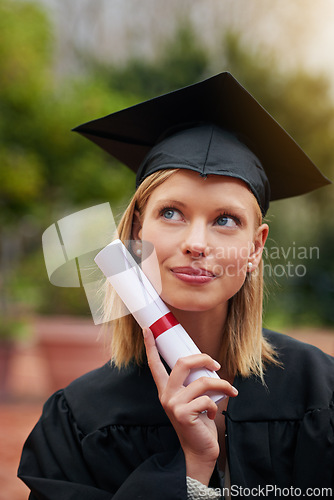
[132,210,142,241]
[131,210,143,258]
[248,223,269,271]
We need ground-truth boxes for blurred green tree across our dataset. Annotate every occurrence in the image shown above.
[0,0,136,319]
[97,19,210,98]
[1,3,333,327]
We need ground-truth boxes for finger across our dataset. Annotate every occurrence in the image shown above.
[187,395,219,421]
[180,376,238,404]
[172,396,219,424]
[166,354,221,393]
[142,327,169,393]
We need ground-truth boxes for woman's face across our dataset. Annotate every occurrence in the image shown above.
[133,170,268,315]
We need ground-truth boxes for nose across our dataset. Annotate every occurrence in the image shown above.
[180,221,210,258]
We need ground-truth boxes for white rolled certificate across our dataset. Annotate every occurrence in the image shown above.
[94,239,225,402]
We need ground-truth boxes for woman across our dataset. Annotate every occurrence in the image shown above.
[19,73,334,499]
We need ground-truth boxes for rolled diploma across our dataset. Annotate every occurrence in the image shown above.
[94,239,225,402]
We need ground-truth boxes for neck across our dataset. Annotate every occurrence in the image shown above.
[168,302,228,361]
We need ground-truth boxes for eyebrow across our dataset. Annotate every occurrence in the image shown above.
[155,199,187,208]
[215,205,248,213]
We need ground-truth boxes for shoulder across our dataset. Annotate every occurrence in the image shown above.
[60,361,168,434]
[264,328,334,373]
[230,329,334,421]
[265,329,334,410]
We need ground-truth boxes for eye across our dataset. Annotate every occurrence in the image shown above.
[160,207,183,221]
[215,214,239,228]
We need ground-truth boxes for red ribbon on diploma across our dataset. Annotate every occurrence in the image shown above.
[149,312,179,339]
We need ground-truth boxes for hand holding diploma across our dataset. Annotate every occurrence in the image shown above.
[142,327,238,485]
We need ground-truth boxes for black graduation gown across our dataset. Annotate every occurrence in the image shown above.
[18,330,334,499]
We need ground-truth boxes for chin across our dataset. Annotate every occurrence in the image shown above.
[164,297,221,313]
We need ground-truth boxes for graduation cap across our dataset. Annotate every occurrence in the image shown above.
[73,72,330,215]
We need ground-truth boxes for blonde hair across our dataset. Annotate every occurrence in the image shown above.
[103,169,278,381]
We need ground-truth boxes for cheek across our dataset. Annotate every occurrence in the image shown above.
[215,239,252,262]
[140,226,169,291]
[210,239,252,280]
[141,247,163,296]
[141,226,167,262]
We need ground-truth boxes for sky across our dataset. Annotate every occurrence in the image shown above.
[35,0,334,85]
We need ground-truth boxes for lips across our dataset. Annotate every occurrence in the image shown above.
[172,266,215,277]
[171,266,217,284]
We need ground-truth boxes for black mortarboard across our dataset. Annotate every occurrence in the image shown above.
[73,72,330,215]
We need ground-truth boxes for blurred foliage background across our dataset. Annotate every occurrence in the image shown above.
[0,0,333,338]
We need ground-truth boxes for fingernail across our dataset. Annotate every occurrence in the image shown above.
[232,386,238,395]
[213,360,221,370]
